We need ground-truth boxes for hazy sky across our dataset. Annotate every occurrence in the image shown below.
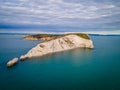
[0,0,120,33]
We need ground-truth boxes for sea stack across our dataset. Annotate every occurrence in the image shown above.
[6,57,18,67]
[20,55,28,61]
[20,33,94,60]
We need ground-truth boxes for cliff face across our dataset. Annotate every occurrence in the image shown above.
[20,34,94,60]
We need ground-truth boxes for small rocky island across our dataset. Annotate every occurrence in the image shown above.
[20,33,94,60]
[6,58,18,67]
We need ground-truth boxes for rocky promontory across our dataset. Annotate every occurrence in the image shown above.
[20,33,94,60]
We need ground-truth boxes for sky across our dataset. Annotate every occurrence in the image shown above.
[0,0,120,33]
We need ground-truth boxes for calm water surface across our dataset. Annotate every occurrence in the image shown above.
[0,34,120,90]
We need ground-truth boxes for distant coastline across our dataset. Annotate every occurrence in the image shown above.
[0,32,120,36]
[89,34,120,36]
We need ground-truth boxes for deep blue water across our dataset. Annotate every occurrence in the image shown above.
[0,34,120,90]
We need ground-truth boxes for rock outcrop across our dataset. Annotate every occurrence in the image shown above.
[6,57,18,67]
[20,34,94,60]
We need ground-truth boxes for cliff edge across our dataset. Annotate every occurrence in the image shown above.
[20,34,94,60]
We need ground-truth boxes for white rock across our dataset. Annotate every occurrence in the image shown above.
[6,57,18,67]
[20,34,94,60]
[20,55,28,61]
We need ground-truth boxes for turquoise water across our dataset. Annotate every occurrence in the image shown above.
[0,34,120,90]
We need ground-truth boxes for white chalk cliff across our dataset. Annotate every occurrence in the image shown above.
[20,34,94,60]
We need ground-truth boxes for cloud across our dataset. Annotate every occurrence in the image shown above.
[0,0,120,30]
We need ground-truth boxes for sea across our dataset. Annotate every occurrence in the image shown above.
[0,33,120,90]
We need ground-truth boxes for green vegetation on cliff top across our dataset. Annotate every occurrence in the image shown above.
[24,33,90,40]
[74,33,90,40]
[65,33,90,40]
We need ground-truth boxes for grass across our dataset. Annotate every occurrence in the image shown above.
[72,33,90,40]
[64,33,90,40]
[24,33,91,41]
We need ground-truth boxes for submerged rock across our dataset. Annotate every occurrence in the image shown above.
[20,34,94,60]
[6,58,18,67]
